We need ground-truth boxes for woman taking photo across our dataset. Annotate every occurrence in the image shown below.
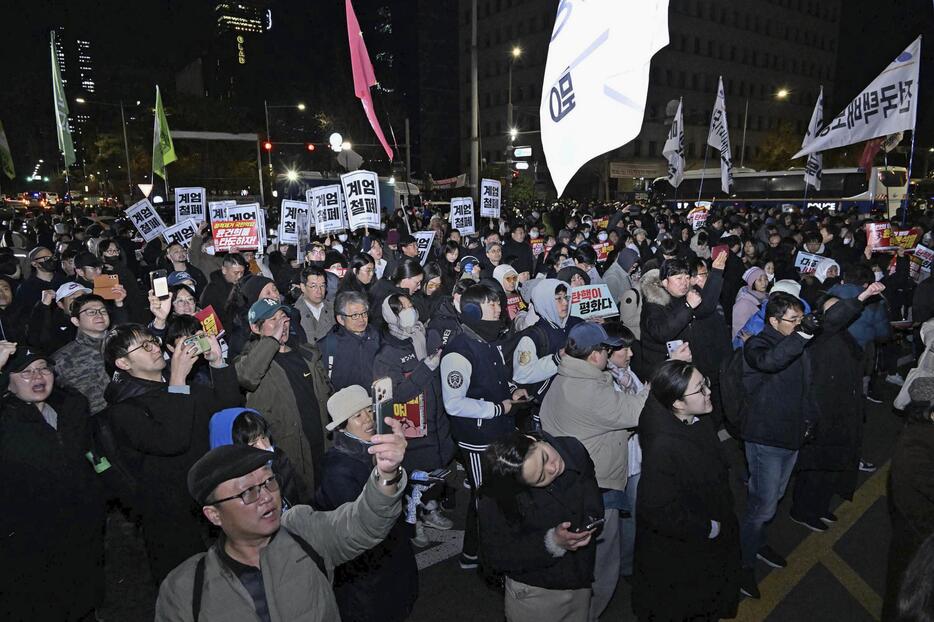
[481,430,604,622]
[633,360,740,621]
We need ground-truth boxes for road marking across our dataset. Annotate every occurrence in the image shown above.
[735,463,889,621]
[415,529,464,570]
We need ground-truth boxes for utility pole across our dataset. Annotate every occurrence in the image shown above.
[469,0,479,204]
[119,100,132,195]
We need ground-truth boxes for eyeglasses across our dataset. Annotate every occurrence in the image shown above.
[683,376,712,397]
[778,315,804,325]
[127,338,162,355]
[79,307,109,317]
[340,310,369,321]
[212,474,279,506]
[16,367,53,379]
[173,298,196,306]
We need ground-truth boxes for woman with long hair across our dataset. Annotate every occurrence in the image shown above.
[338,252,377,296]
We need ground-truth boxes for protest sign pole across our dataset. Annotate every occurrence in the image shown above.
[904,126,918,227]
[697,144,709,203]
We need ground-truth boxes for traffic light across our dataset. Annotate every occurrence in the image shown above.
[512,170,520,180]
[306,143,316,152]
[263,141,272,151]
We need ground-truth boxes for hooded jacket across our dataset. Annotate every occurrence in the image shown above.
[732,286,768,340]
[512,279,582,392]
[603,248,639,306]
[540,355,648,490]
[827,282,891,349]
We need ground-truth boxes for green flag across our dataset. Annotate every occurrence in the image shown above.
[152,85,176,180]
[0,120,14,180]
[50,31,75,168]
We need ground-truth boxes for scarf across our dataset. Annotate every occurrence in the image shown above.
[463,316,505,343]
[381,297,428,360]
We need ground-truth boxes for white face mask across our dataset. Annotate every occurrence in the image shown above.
[529,229,540,239]
[332,243,344,254]
[398,307,418,328]
[337,233,348,242]
[597,231,608,242]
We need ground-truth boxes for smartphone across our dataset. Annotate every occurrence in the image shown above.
[711,244,729,260]
[571,517,606,533]
[150,269,169,298]
[183,334,212,356]
[666,340,685,357]
[372,377,394,436]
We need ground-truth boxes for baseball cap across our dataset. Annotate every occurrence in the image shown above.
[325,385,372,431]
[168,271,194,287]
[187,445,274,506]
[568,322,624,350]
[27,246,53,262]
[74,251,102,269]
[55,282,92,303]
[398,233,416,247]
[1,346,48,392]
[248,298,287,324]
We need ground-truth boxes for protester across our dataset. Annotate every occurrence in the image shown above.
[294,265,336,343]
[51,293,117,414]
[318,290,382,391]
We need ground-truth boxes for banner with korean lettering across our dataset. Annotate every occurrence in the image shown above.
[794,251,823,274]
[213,220,259,253]
[910,244,934,282]
[208,200,236,224]
[865,222,922,252]
[480,178,502,218]
[223,203,263,252]
[413,230,435,265]
[309,185,347,234]
[162,219,198,247]
[570,283,619,319]
[126,198,167,242]
[278,199,307,245]
[688,203,710,230]
[663,98,685,187]
[341,170,381,231]
[707,76,733,194]
[793,37,921,159]
[450,197,476,235]
[174,187,206,224]
[802,88,823,190]
[592,242,614,262]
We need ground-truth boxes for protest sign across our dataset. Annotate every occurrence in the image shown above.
[194,305,225,336]
[126,198,167,242]
[480,178,501,218]
[592,242,614,263]
[794,251,823,274]
[174,187,206,224]
[450,197,476,235]
[909,244,934,282]
[391,393,427,439]
[341,170,381,231]
[865,223,922,252]
[278,199,307,245]
[309,185,346,234]
[162,219,198,247]
[208,200,235,224]
[688,203,710,230]
[413,230,435,265]
[531,239,545,257]
[593,216,610,231]
[570,283,619,319]
[212,220,258,253]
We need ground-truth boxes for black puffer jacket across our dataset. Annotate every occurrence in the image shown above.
[633,397,740,621]
[479,434,604,590]
[426,296,463,351]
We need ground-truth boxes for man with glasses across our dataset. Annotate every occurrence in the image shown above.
[155,418,408,621]
[540,322,650,621]
[294,266,335,344]
[103,323,242,584]
[0,346,106,621]
[317,290,382,392]
[51,294,122,414]
[738,292,821,599]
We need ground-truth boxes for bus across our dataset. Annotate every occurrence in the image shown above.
[651,166,908,216]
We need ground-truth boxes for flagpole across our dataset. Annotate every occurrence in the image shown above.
[697,144,710,203]
[904,128,917,227]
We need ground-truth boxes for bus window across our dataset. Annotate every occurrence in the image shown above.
[842,173,869,196]
[732,176,768,196]
[815,172,845,197]
[878,170,907,188]
[768,175,805,197]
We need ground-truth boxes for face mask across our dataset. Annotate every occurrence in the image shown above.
[337,233,348,242]
[530,229,540,239]
[597,232,608,242]
[398,307,418,328]
[37,258,57,272]
[332,243,344,254]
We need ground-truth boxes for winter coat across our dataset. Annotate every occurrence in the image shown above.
[732,286,767,339]
[719,252,746,321]
[51,331,111,414]
[199,270,234,332]
[479,435,604,589]
[741,325,819,450]
[633,397,740,621]
[372,332,454,472]
[540,356,647,490]
[425,296,463,351]
[503,238,535,275]
[189,233,225,282]
[0,388,106,621]
[293,297,336,344]
[317,324,382,392]
[603,260,636,306]
[313,432,418,622]
[796,297,864,498]
[828,282,891,349]
[155,472,409,622]
[235,336,332,492]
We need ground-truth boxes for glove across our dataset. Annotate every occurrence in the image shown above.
[797,313,821,336]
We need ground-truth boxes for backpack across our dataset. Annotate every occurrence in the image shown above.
[192,527,327,622]
[718,346,748,433]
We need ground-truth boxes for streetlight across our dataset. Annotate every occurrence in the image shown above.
[297,103,306,111]
[776,88,790,99]
[739,87,792,168]
[263,100,307,172]
[509,128,518,140]
[507,45,523,197]
[75,97,134,194]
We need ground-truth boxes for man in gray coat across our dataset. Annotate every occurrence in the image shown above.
[293,266,335,344]
[155,420,409,621]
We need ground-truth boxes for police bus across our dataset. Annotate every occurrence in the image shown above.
[651,166,908,216]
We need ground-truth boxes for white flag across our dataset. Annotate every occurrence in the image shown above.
[707,77,733,194]
[663,99,685,188]
[803,87,823,191]
[539,0,669,196]
[794,36,921,159]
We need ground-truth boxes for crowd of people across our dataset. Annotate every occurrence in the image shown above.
[2,196,934,621]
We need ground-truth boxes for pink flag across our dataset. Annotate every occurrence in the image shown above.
[346,0,394,161]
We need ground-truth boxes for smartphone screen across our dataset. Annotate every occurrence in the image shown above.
[150,269,169,298]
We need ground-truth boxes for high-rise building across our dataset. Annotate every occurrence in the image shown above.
[53,26,96,166]
[458,0,843,198]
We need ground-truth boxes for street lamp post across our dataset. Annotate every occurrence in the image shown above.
[506,45,522,199]
[75,97,134,195]
[739,87,790,169]
[263,101,306,203]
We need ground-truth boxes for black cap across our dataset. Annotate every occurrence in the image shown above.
[187,445,274,506]
[74,251,102,269]
[1,346,47,392]
[398,233,416,247]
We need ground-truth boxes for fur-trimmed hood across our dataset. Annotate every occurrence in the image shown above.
[640,268,671,306]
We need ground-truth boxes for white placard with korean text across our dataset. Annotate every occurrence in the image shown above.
[162,219,198,247]
[480,178,501,218]
[341,170,381,231]
[126,198,167,242]
[278,199,307,245]
[174,187,206,224]
[570,283,619,319]
[794,251,823,274]
[309,185,346,235]
[208,200,236,224]
[450,197,476,235]
[414,230,436,266]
